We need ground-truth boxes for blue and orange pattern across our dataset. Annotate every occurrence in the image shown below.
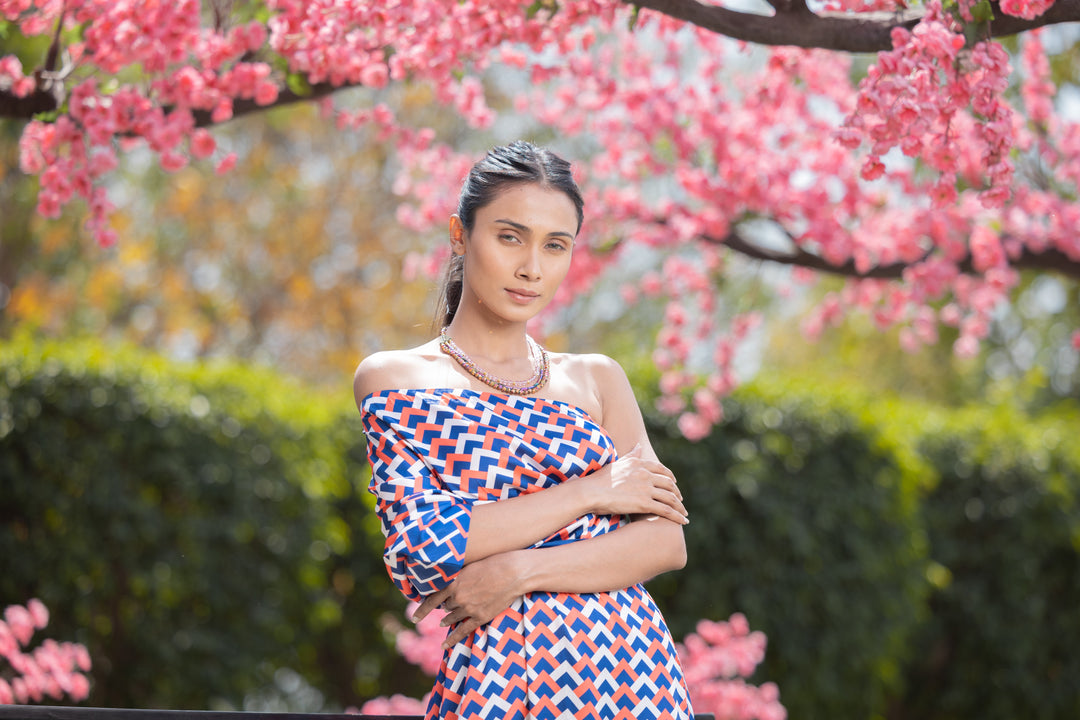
[362,388,693,720]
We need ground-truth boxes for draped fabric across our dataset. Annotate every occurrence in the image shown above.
[362,388,692,720]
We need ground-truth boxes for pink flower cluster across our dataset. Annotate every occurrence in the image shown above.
[361,605,783,720]
[0,55,35,96]
[998,0,1056,19]
[678,614,786,720]
[6,0,1078,438]
[841,1,1015,209]
[386,3,1078,437]
[5,1,621,245]
[0,600,92,705]
[355,693,428,716]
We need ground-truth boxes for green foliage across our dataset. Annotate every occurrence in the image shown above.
[898,408,1080,720]
[0,334,421,709]
[647,378,930,720]
[644,375,1080,720]
[4,335,1077,717]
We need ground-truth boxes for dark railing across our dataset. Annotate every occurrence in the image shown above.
[0,709,402,720]
[0,707,715,720]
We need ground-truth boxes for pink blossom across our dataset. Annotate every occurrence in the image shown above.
[692,388,723,424]
[1,600,93,705]
[860,159,885,181]
[970,226,1005,272]
[189,129,217,159]
[359,694,427,715]
[954,335,980,358]
[12,677,28,704]
[999,0,1055,19]
[215,152,238,175]
[68,674,90,702]
[677,412,712,442]
[679,613,786,720]
[159,151,189,172]
[655,395,687,415]
[0,623,17,658]
[254,80,279,106]
[4,606,34,647]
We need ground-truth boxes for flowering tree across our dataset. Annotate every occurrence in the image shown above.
[2,0,1078,435]
[0,599,92,705]
[358,604,785,720]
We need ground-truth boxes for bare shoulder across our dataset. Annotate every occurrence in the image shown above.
[555,351,653,454]
[352,340,442,410]
[548,351,634,423]
[561,351,630,390]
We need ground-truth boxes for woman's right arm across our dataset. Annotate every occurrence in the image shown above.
[462,445,687,562]
[355,354,688,568]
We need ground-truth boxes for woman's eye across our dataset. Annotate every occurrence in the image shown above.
[499,233,520,243]
[547,241,570,251]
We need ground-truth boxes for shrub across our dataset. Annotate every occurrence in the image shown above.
[897,406,1080,720]
[0,336,416,709]
[645,379,930,720]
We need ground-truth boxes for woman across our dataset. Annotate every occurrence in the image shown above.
[354,141,693,719]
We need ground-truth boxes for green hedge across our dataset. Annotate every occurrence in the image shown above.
[897,407,1080,720]
[645,378,1080,720]
[4,336,1078,718]
[0,336,421,709]
[646,380,930,720]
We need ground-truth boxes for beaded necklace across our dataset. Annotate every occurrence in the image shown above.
[439,326,550,395]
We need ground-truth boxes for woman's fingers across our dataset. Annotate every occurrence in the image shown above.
[641,459,679,487]
[413,587,452,623]
[648,490,689,524]
[440,605,471,628]
[657,492,689,521]
[443,617,483,648]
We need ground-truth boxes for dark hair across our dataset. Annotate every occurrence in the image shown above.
[435,140,585,329]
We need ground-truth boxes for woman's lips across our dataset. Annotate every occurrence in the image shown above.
[506,288,540,304]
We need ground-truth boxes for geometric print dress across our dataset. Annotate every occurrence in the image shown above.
[361,388,693,720]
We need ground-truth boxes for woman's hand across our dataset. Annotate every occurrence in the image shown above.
[412,551,528,649]
[577,444,688,525]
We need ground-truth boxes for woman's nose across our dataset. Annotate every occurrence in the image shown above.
[516,247,542,280]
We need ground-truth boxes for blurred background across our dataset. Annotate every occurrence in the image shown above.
[3,12,1080,720]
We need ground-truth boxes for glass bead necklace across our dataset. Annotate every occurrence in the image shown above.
[439,326,550,395]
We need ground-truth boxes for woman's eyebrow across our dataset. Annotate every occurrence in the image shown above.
[494,218,574,239]
[494,218,529,232]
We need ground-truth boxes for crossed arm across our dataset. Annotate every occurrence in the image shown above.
[412,357,690,647]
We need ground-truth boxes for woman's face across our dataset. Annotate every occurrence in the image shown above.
[452,183,578,326]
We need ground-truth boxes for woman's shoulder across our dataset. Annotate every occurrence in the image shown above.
[353,340,442,409]
[551,350,628,385]
[547,351,633,423]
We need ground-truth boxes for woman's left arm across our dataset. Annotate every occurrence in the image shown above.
[572,352,688,572]
[416,354,689,646]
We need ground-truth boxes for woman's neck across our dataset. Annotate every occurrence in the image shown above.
[443,316,532,364]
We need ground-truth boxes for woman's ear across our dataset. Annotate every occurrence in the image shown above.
[449,215,466,255]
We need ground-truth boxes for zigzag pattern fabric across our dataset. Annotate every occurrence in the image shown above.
[362,388,693,720]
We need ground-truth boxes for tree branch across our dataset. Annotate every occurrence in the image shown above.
[0,77,357,125]
[6,1,1080,122]
[708,228,920,278]
[189,81,352,127]
[626,0,1080,52]
[0,83,63,120]
[706,228,1080,281]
